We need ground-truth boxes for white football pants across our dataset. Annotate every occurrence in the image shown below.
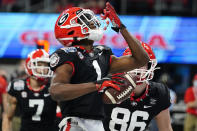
[58,117,105,131]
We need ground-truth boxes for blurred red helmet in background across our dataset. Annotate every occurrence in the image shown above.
[123,42,158,82]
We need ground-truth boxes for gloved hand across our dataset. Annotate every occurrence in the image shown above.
[100,2,126,33]
[95,74,126,92]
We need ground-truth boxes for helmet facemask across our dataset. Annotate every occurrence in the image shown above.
[76,9,101,30]
[28,58,53,79]
[128,59,159,83]
[25,49,53,80]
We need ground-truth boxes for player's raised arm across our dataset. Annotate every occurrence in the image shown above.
[2,93,17,131]
[101,2,149,73]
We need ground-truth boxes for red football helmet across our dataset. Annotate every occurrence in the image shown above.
[55,7,104,46]
[25,49,53,80]
[123,42,159,83]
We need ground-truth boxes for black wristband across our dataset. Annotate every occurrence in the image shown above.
[111,24,126,33]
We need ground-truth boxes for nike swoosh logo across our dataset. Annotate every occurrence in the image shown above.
[144,105,152,108]
[98,52,103,56]
[44,94,50,97]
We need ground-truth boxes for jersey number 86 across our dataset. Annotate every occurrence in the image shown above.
[109,107,149,131]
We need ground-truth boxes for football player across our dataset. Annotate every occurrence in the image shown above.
[49,2,149,131]
[103,42,173,131]
[2,49,58,131]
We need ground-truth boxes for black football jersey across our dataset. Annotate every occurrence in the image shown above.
[7,78,57,131]
[103,81,171,131]
[50,45,112,120]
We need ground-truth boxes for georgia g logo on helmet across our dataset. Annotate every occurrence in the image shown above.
[54,7,105,46]
[58,13,69,26]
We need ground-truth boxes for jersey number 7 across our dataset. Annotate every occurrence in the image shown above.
[29,99,44,121]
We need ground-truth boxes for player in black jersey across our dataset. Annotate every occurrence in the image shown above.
[103,42,173,131]
[2,49,57,131]
[49,2,149,131]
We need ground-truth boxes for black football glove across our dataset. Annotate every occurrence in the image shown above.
[95,73,127,92]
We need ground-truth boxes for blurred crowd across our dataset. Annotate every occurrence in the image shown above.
[0,0,106,14]
[0,0,196,16]
[0,60,27,131]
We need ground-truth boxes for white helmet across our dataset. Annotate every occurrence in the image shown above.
[25,49,53,80]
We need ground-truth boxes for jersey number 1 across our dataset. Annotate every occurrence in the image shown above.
[29,99,44,121]
[92,60,101,80]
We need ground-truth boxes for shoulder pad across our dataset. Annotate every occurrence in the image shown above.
[50,48,76,71]
[50,52,60,68]
[149,81,164,87]
[150,81,170,99]
[12,79,25,91]
[150,81,171,110]
[60,47,77,53]
[6,82,12,92]
[155,82,168,93]
[149,81,164,95]
[94,45,111,51]
[94,45,113,55]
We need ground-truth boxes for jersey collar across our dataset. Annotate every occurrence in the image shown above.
[130,84,150,102]
[74,45,93,53]
[26,77,45,93]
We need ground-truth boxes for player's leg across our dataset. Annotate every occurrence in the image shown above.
[82,118,105,131]
[58,117,105,131]
[59,124,83,131]
[194,115,197,131]
[58,117,84,131]
[184,113,195,131]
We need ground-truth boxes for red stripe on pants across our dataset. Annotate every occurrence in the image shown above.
[65,122,71,131]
